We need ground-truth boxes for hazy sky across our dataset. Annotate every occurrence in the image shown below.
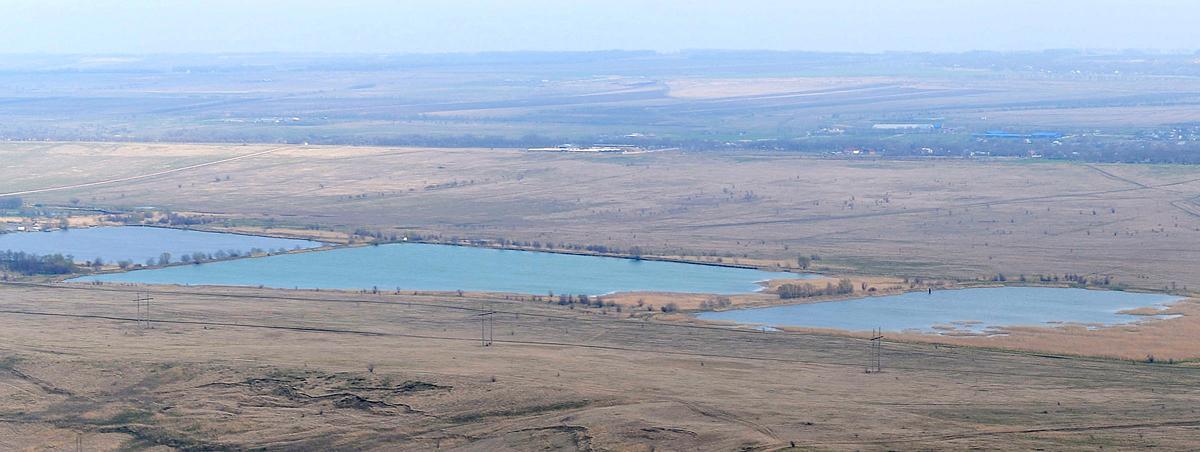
[3,0,1198,54]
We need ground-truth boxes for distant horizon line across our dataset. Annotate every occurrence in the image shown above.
[1,48,1198,57]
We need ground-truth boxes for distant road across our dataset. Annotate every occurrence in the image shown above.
[0,147,284,198]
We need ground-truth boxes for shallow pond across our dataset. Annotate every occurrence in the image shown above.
[695,287,1183,334]
[71,242,789,294]
[0,226,322,264]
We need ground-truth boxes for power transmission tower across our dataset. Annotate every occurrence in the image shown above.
[867,327,883,373]
[476,299,495,347]
[477,311,494,346]
[134,292,154,332]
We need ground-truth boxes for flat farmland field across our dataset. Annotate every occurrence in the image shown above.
[5,142,1200,290]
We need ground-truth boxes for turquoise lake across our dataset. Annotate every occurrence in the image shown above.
[71,242,787,294]
[696,287,1183,333]
[0,227,322,264]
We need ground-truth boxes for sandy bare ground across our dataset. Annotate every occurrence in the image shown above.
[1,282,1199,450]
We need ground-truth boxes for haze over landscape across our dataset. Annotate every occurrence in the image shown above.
[3,2,1200,451]
[4,0,1200,53]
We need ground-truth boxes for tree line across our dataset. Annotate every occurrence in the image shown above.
[0,250,77,275]
[0,197,21,210]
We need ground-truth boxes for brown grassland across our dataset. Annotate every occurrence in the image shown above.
[5,142,1200,290]
[1,282,1200,450]
[3,142,1200,449]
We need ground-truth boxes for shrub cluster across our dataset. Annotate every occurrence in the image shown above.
[778,279,854,299]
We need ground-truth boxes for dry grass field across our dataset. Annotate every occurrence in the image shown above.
[1,282,1200,450]
[5,142,1200,291]
[6,142,1200,449]
[9,46,1200,451]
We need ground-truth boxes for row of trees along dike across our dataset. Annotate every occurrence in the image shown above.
[355,230,828,270]
[992,273,1117,287]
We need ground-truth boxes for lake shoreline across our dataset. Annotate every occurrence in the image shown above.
[0,225,323,274]
[67,223,814,283]
[68,239,785,295]
[692,286,1188,335]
